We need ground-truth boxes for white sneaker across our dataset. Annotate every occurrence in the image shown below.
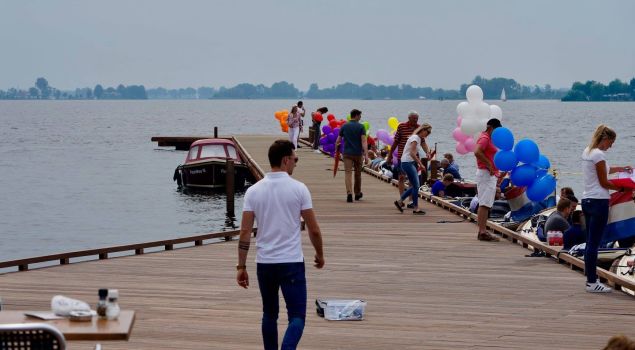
[585,282,612,293]
[314,150,322,153]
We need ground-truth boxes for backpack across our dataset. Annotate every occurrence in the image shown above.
[532,214,548,242]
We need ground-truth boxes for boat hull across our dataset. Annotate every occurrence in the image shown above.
[177,160,250,190]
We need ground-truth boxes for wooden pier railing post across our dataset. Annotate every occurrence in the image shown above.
[214,127,218,138]
[226,159,235,218]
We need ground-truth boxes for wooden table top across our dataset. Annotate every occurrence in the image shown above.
[0,310,135,341]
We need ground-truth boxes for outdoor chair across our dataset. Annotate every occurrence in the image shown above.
[0,323,66,350]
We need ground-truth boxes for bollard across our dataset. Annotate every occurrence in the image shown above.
[214,126,218,138]
[226,159,235,217]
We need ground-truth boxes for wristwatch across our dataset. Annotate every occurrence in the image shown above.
[236,264,246,270]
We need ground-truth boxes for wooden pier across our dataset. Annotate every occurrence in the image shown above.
[0,135,633,349]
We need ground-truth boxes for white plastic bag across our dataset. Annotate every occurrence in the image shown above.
[51,295,91,316]
[324,299,366,321]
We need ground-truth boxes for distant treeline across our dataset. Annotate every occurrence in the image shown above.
[561,78,635,101]
[3,76,633,101]
[0,77,147,100]
[206,76,567,100]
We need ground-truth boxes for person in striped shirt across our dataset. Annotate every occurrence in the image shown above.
[387,111,420,202]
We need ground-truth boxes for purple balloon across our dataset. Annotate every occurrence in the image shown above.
[319,136,328,146]
[322,125,332,134]
[327,133,337,143]
[333,127,341,136]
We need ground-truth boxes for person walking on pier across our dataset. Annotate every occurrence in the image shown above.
[336,109,369,203]
[387,111,420,202]
[296,101,306,148]
[393,124,432,214]
[473,118,502,242]
[287,106,302,149]
[580,124,631,293]
[312,107,328,151]
[236,139,325,349]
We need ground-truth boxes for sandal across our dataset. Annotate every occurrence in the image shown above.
[394,201,404,213]
[477,232,500,242]
[413,210,426,215]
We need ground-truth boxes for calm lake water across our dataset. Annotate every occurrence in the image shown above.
[1,100,634,261]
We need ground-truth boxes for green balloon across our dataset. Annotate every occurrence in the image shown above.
[362,121,370,132]
[346,114,351,121]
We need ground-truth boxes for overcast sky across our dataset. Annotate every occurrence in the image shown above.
[1,0,634,91]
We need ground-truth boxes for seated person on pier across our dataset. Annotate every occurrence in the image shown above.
[556,186,575,203]
[564,209,586,250]
[431,174,454,197]
[564,194,579,224]
[370,149,387,171]
[544,198,572,245]
[440,158,462,180]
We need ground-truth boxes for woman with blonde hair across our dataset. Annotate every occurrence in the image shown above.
[393,123,432,215]
[581,124,632,293]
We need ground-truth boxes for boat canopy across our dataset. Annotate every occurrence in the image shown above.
[185,139,241,164]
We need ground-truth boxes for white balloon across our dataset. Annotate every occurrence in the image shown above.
[466,85,483,103]
[460,117,482,136]
[476,118,488,134]
[462,103,478,120]
[476,102,491,119]
[490,105,503,119]
[456,101,469,117]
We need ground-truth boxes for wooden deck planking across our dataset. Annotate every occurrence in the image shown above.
[0,134,633,349]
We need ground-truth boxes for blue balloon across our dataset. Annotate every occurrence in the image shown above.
[322,125,332,134]
[534,154,551,170]
[494,150,518,171]
[527,174,557,202]
[535,168,548,178]
[511,164,537,187]
[491,127,514,151]
[514,139,540,164]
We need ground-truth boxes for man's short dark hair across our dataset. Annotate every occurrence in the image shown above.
[350,109,362,119]
[557,198,571,212]
[487,118,502,129]
[561,187,575,197]
[268,140,295,167]
[565,194,579,203]
[297,101,303,107]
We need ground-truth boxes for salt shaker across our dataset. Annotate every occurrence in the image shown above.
[106,289,120,320]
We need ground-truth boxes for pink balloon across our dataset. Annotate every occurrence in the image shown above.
[456,116,462,127]
[452,127,469,142]
[456,142,468,155]
[464,137,476,152]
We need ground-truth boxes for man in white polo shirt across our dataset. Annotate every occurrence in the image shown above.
[237,139,325,350]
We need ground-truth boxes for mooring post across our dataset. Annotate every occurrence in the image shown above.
[226,159,235,217]
[214,126,218,138]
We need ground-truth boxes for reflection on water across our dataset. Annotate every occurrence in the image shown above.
[176,186,246,231]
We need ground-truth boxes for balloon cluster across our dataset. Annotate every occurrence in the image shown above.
[274,109,289,133]
[491,127,556,202]
[319,114,346,157]
[452,85,504,155]
[375,117,402,165]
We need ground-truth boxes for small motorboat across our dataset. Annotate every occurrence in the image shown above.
[173,138,253,190]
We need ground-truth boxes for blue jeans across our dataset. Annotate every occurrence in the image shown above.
[400,161,419,208]
[257,262,307,350]
[581,198,609,283]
